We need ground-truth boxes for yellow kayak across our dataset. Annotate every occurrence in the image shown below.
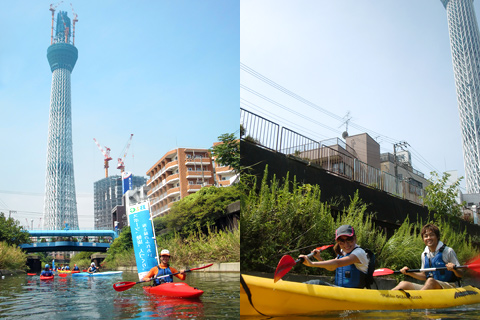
[240,274,480,316]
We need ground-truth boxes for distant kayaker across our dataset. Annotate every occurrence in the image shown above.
[393,223,462,290]
[88,262,99,274]
[73,264,79,271]
[142,249,186,286]
[298,224,371,288]
[41,264,53,277]
[65,265,70,270]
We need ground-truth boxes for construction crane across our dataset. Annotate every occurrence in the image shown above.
[49,1,63,44]
[93,138,112,178]
[70,3,78,46]
[117,134,134,173]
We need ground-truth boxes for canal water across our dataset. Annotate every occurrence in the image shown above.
[0,271,239,319]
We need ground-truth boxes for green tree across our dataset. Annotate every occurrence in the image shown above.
[422,171,464,221]
[0,212,31,246]
[165,185,241,237]
[210,132,240,173]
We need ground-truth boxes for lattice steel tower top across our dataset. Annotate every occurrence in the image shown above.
[441,0,480,193]
[43,8,79,230]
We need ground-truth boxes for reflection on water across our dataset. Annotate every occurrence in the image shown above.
[0,271,239,319]
[241,305,480,320]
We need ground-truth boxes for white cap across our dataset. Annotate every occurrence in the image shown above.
[160,249,170,256]
[91,262,95,266]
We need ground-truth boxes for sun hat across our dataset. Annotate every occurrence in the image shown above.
[160,249,170,256]
[335,225,355,240]
[45,264,49,268]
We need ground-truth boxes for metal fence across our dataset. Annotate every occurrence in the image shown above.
[240,108,424,205]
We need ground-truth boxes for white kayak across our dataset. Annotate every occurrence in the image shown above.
[72,271,123,277]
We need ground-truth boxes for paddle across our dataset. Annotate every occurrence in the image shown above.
[112,263,214,292]
[373,255,480,277]
[273,244,334,283]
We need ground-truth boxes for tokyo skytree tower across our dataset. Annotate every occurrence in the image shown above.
[441,0,480,193]
[43,8,79,230]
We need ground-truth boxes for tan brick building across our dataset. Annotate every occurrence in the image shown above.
[146,148,214,218]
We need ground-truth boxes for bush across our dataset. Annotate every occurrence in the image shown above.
[0,241,27,270]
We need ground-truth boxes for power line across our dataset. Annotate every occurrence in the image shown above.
[241,63,445,177]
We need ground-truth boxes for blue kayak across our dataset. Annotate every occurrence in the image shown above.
[72,271,123,277]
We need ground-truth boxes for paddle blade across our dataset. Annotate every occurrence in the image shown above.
[59,273,68,277]
[466,254,480,273]
[274,255,296,283]
[372,268,395,277]
[113,281,137,292]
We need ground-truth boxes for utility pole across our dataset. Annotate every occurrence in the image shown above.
[393,141,409,195]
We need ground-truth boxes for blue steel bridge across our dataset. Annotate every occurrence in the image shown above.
[19,230,118,253]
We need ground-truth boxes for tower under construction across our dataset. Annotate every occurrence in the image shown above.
[43,8,79,230]
[441,0,480,193]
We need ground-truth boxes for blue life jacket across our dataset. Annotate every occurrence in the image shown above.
[73,266,79,271]
[90,266,97,272]
[424,244,458,282]
[41,270,53,277]
[334,248,367,288]
[154,265,173,285]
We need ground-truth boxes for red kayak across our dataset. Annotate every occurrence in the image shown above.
[143,282,204,298]
[40,275,54,280]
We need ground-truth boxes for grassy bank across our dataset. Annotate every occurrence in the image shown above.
[0,241,27,271]
[102,226,239,269]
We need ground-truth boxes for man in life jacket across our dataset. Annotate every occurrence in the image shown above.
[88,262,99,274]
[393,223,463,290]
[41,264,53,277]
[142,249,186,286]
[73,264,79,271]
[299,225,371,288]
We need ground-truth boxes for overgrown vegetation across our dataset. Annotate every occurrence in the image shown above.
[241,167,478,280]
[0,212,30,271]
[0,242,27,270]
[164,186,241,237]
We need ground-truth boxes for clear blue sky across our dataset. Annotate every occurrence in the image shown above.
[241,1,473,194]
[0,1,239,229]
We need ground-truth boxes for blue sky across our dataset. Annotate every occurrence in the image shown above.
[0,1,239,229]
[241,1,473,193]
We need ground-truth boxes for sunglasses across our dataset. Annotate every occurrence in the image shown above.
[337,236,354,243]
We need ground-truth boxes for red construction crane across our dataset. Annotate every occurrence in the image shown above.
[70,3,78,46]
[117,134,134,173]
[93,138,112,178]
[49,1,63,44]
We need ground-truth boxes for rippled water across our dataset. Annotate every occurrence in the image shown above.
[0,271,239,319]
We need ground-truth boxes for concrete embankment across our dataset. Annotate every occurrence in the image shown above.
[117,262,239,273]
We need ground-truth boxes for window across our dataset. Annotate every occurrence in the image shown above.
[189,181,194,185]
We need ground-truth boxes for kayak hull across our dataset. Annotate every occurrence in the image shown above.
[72,271,123,277]
[40,275,54,280]
[240,274,480,316]
[144,282,204,298]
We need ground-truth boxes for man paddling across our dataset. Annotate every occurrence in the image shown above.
[393,223,462,290]
[142,249,186,286]
[41,264,53,277]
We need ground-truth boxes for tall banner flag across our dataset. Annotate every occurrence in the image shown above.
[122,171,133,195]
[128,201,159,280]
